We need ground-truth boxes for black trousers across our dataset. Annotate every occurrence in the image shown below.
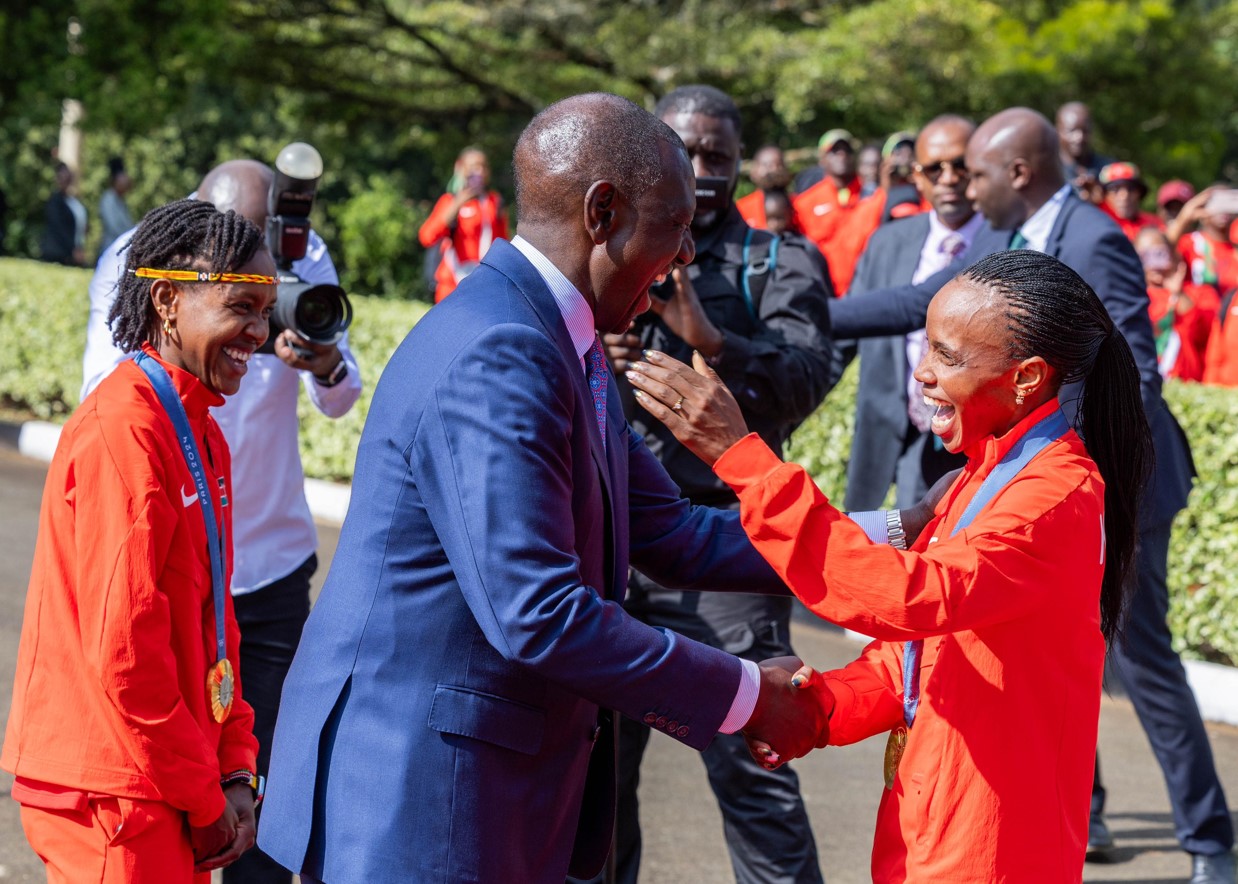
[1093,524,1233,856]
[223,554,316,884]
[611,571,824,884]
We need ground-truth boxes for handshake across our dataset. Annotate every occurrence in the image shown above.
[742,656,835,770]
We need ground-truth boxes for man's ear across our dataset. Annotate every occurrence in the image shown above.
[1009,157,1032,193]
[584,180,619,245]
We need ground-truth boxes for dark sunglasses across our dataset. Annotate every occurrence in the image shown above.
[914,158,969,183]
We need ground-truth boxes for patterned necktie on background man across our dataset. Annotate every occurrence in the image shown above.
[908,232,969,432]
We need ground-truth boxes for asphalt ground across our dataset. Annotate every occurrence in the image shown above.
[0,446,1234,882]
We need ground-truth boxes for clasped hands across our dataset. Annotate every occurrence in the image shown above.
[744,656,833,770]
[189,782,255,872]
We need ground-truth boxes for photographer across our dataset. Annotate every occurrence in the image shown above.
[81,158,361,884]
[604,85,833,884]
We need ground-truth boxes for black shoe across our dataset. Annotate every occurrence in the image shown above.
[1191,851,1237,884]
[1085,816,1114,861]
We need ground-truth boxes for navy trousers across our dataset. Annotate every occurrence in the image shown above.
[1093,524,1233,856]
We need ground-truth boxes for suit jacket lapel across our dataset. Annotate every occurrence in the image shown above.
[893,215,930,282]
[1044,194,1079,258]
[482,240,619,582]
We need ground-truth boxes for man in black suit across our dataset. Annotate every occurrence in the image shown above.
[841,115,978,512]
[829,107,1235,884]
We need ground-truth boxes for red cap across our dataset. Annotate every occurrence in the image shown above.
[1099,162,1145,190]
[1156,179,1195,208]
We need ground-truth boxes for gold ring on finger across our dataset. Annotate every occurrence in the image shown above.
[672,396,685,413]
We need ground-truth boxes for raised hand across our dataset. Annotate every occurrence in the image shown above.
[741,657,833,771]
[648,267,724,357]
[627,349,749,466]
[603,331,643,374]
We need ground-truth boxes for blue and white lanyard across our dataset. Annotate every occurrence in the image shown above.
[902,408,1071,728]
[132,352,228,666]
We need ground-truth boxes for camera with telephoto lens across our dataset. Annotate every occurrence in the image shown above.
[258,142,353,356]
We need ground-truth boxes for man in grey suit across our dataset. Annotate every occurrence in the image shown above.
[841,115,979,512]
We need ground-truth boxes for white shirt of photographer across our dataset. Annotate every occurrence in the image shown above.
[81,226,362,595]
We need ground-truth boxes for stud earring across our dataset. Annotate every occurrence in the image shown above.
[1015,391,1026,406]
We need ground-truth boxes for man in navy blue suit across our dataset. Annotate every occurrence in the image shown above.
[829,107,1234,884]
[257,93,830,884]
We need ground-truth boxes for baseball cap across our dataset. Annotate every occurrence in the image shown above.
[1099,162,1146,192]
[819,129,857,151]
[1156,179,1195,208]
[882,131,917,159]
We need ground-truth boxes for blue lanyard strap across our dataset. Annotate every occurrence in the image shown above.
[902,408,1070,728]
[132,352,228,664]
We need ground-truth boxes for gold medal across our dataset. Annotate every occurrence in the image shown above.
[208,658,235,723]
[883,726,907,790]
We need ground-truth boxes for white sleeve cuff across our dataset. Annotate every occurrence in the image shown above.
[846,509,890,545]
[719,657,761,734]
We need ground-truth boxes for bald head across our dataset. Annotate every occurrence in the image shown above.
[965,108,1065,230]
[197,159,273,226]
[914,115,975,228]
[513,92,686,225]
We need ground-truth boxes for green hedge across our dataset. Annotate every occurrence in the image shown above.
[3,257,1236,665]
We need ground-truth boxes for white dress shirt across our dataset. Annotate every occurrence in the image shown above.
[81,227,362,594]
[1015,184,1072,254]
[509,235,760,734]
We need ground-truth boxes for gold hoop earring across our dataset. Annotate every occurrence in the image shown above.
[162,318,173,337]
[1015,391,1026,406]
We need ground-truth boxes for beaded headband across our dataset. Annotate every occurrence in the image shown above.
[133,267,278,285]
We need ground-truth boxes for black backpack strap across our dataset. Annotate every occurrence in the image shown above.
[1220,287,1237,328]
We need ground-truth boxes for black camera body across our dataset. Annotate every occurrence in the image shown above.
[694,175,732,215]
[259,143,353,355]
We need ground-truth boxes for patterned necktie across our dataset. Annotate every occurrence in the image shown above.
[1009,229,1028,250]
[908,232,970,432]
[586,335,608,451]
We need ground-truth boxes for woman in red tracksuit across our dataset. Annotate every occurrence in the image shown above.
[418,147,508,302]
[3,199,273,882]
[626,250,1152,883]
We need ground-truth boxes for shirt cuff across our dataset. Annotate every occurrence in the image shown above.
[846,510,889,545]
[719,657,761,734]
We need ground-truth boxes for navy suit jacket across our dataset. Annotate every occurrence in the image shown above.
[841,213,931,510]
[259,240,785,883]
[829,194,1193,527]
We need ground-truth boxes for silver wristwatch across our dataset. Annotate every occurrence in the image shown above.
[885,510,908,550]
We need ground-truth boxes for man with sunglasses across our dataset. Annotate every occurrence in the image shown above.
[839,115,981,512]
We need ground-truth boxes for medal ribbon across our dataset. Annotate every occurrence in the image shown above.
[132,352,228,667]
[902,408,1071,728]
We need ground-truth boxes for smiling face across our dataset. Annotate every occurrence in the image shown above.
[155,250,280,395]
[914,278,1024,454]
[591,141,696,334]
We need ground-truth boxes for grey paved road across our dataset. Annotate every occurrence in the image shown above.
[0,447,1234,882]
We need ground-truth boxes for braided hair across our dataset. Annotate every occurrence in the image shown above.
[960,250,1152,643]
[108,198,265,352]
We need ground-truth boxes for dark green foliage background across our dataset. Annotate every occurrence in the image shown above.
[2,1,1236,298]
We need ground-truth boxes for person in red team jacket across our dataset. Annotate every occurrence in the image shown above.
[3,199,268,883]
[418,147,509,302]
[627,250,1155,883]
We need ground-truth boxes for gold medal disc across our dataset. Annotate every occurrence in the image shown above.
[883,726,907,790]
[208,658,235,723]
